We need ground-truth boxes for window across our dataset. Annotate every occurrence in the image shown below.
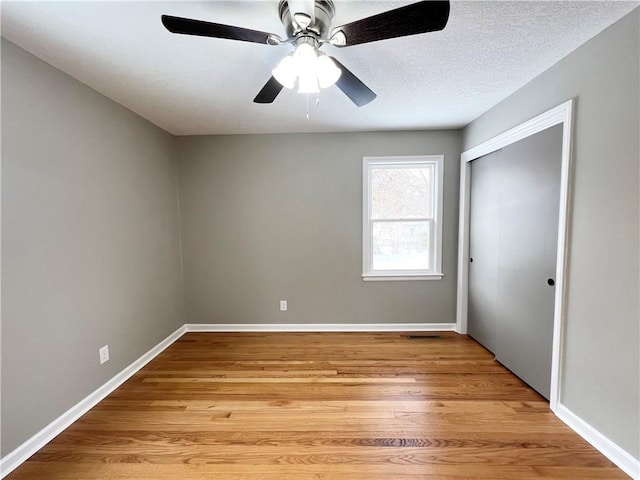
[362,155,444,281]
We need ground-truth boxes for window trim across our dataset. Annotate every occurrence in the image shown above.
[362,155,444,281]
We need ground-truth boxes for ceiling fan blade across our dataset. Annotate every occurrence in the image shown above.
[330,57,376,107]
[253,76,284,104]
[330,1,450,47]
[161,15,280,45]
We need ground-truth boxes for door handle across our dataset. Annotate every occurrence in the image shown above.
[547,278,555,286]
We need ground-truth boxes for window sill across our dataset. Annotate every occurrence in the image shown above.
[362,273,444,282]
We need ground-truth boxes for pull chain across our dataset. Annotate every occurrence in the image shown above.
[305,93,320,121]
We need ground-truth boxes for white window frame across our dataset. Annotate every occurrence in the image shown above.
[362,155,444,281]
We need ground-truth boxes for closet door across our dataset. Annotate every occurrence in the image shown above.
[468,125,562,399]
[468,150,502,353]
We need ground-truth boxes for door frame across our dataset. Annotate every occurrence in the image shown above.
[456,99,574,410]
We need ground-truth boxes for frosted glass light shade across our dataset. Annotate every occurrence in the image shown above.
[298,70,320,93]
[316,55,341,89]
[272,55,296,89]
[293,43,317,68]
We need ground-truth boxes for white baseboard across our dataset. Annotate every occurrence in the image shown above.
[554,403,639,479]
[184,323,457,332]
[0,325,186,479]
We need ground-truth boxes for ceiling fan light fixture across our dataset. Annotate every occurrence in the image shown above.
[273,42,340,93]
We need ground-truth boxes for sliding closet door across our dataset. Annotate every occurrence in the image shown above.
[468,150,502,353]
[468,124,562,399]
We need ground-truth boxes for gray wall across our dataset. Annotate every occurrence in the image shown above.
[463,9,639,458]
[1,40,185,455]
[177,131,461,325]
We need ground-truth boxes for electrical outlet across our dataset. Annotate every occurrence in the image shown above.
[99,345,109,365]
[280,300,287,311]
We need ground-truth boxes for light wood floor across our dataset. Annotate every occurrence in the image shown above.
[8,332,627,479]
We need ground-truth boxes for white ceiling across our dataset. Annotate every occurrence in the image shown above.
[1,1,637,136]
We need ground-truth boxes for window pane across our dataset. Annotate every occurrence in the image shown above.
[372,221,430,271]
[371,165,433,219]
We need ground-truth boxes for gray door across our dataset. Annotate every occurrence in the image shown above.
[468,125,563,399]
[468,150,502,354]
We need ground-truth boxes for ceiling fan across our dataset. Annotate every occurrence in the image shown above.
[161,0,450,107]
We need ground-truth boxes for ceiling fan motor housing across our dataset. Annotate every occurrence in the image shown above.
[278,0,335,39]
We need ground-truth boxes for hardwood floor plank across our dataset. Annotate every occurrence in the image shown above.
[6,332,628,479]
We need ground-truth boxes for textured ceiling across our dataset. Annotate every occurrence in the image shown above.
[1,1,637,135]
